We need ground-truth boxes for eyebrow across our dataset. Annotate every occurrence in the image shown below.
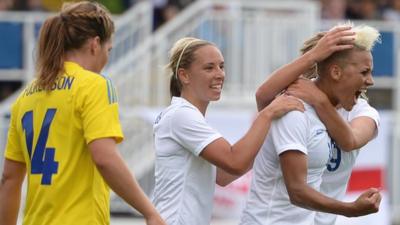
[203,61,224,65]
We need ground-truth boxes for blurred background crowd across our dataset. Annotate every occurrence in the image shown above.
[2,0,400,30]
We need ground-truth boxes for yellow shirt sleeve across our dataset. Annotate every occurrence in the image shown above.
[4,100,25,163]
[79,76,124,144]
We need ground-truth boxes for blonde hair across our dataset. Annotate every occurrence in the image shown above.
[300,22,381,79]
[333,21,381,51]
[167,37,214,97]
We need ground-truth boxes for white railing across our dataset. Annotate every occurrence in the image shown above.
[0,11,50,81]
[0,1,153,174]
[107,0,320,108]
[105,1,152,70]
[0,1,152,83]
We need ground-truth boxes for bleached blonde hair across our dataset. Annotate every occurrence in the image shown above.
[333,21,381,51]
[301,22,381,79]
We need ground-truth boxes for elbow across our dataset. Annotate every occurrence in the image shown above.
[256,88,265,111]
[255,88,266,109]
[337,140,356,152]
[287,186,306,207]
[255,88,273,111]
[216,179,230,187]
[0,173,6,187]
[222,160,248,176]
[255,88,263,102]
[226,164,247,176]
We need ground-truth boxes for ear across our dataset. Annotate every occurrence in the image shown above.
[329,64,342,81]
[178,68,190,85]
[89,36,101,55]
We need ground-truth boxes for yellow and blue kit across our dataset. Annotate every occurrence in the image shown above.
[5,61,124,225]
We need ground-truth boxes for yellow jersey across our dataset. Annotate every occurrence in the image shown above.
[5,61,124,225]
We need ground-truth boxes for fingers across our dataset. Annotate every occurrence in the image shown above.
[369,193,381,213]
[282,95,305,112]
[369,192,380,202]
[366,187,380,196]
[328,25,352,33]
[375,193,382,208]
[269,95,305,118]
[333,44,354,51]
[324,28,356,49]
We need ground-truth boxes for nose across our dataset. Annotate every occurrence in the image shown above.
[216,67,225,80]
[366,73,374,87]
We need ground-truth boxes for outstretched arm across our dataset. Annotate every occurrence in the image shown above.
[201,94,304,186]
[286,78,377,151]
[256,26,355,111]
[280,150,381,216]
[0,159,26,225]
[89,138,166,225]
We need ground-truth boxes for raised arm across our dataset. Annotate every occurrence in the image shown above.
[256,26,355,111]
[200,94,304,186]
[89,138,166,225]
[280,150,381,216]
[286,78,377,151]
[0,159,26,225]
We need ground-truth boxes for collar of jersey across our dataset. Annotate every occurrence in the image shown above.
[64,61,84,74]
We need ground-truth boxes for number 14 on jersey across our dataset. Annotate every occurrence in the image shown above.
[22,109,59,185]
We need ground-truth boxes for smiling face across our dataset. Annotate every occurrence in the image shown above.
[332,49,374,110]
[180,45,225,104]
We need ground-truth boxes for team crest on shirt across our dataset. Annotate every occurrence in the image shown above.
[326,138,341,172]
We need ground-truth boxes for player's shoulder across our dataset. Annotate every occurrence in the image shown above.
[161,97,205,126]
[352,97,376,111]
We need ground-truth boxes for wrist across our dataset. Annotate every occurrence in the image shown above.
[342,202,356,217]
[313,94,330,109]
[259,108,274,121]
[144,210,160,220]
[302,51,318,67]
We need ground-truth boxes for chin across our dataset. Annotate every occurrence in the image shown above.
[210,95,221,101]
[343,104,355,111]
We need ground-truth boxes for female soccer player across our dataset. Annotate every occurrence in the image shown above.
[287,27,381,225]
[240,24,381,225]
[0,1,165,225]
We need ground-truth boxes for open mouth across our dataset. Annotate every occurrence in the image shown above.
[355,89,367,98]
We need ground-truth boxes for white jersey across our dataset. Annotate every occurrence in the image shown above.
[240,102,331,225]
[152,97,222,225]
[315,98,380,225]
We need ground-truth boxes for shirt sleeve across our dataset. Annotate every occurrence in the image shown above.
[79,76,124,144]
[349,98,380,138]
[170,105,222,156]
[4,100,25,163]
[270,110,309,156]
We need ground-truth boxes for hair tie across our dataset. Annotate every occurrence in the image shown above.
[60,14,67,23]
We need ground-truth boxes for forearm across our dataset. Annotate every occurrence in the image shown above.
[290,184,354,216]
[314,100,357,151]
[0,180,22,225]
[229,112,273,174]
[256,52,315,111]
[95,152,158,219]
[0,159,25,225]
